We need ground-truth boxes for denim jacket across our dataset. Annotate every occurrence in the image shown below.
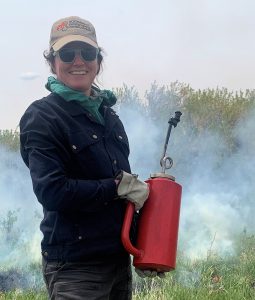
[20,93,131,261]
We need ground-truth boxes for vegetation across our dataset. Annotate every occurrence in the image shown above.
[0,130,19,151]
[1,82,255,299]
[0,291,47,300]
[132,232,255,299]
[2,81,255,153]
[0,232,255,299]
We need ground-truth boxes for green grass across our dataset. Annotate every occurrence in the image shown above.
[133,273,255,300]
[132,233,255,299]
[0,290,47,300]
[2,233,255,300]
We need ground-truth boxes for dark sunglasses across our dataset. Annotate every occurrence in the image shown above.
[53,47,99,63]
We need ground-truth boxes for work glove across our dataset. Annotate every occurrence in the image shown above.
[135,268,166,279]
[116,171,149,210]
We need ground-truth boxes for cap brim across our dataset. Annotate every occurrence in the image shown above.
[52,35,98,51]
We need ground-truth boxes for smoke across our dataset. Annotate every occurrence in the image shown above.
[0,147,42,264]
[118,104,255,260]
[1,98,255,290]
[0,146,43,290]
[118,106,161,179]
[178,112,255,259]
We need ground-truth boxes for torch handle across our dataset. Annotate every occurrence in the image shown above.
[121,202,143,258]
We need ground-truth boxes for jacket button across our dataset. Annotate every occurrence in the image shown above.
[78,236,82,240]
[118,135,123,140]
[92,134,98,139]
[72,145,77,150]
[44,251,48,257]
[113,159,117,164]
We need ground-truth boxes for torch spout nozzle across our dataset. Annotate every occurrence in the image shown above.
[168,111,182,127]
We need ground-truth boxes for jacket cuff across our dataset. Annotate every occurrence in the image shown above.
[99,178,118,204]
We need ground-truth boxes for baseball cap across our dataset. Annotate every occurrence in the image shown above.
[49,16,98,51]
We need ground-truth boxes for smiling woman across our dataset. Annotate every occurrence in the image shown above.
[43,17,104,95]
[51,41,100,94]
[18,16,151,300]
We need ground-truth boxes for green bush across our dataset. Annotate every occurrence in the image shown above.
[0,130,19,152]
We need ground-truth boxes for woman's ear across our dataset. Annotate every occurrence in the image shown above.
[51,61,56,74]
[96,55,103,75]
[96,63,100,75]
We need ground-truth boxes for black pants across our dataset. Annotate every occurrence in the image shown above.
[42,256,132,300]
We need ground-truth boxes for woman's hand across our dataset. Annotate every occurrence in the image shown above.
[115,171,149,210]
[135,268,166,278]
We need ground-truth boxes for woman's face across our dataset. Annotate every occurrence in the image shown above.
[52,42,99,96]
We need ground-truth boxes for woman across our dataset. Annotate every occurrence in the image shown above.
[19,16,150,300]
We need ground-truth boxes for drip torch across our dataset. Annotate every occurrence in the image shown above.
[121,111,183,272]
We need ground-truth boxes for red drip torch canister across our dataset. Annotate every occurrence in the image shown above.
[121,111,182,272]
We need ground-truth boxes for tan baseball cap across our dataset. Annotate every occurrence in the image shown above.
[49,16,98,51]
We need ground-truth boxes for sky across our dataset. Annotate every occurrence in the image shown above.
[1,0,255,129]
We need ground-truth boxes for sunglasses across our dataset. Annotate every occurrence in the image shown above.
[53,47,99,63]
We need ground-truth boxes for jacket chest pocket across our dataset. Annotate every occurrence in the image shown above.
[67,131,104,172]
[113,131,130,157]
[69,131,101,153]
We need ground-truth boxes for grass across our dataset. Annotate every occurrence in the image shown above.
[0,291,47,300]
[132,232,255,299]
[1,233,255,299]
[132,273,255,300]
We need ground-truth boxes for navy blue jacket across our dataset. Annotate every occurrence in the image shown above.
[20,93,131,261]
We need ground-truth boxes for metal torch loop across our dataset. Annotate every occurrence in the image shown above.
[160,111,182,173]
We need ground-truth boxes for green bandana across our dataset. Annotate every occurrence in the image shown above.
[45,76,117,125]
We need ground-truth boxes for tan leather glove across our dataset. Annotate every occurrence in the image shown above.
[135,268,166,278]
[116,171,149,210]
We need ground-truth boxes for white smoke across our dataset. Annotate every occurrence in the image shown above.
[0,101,254,279]
[118,106,161,179]
[179,109,255,259]
[0,146,42,269]
[119,105,255,260]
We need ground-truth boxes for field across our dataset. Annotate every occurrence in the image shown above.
[0,232,254,300]
[1,83,255,299]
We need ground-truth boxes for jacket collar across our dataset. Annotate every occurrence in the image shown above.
[46,93,87,116]
[45,93,120,132]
